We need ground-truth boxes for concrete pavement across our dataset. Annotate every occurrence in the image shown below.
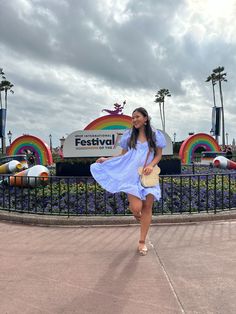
[0,219,236,313]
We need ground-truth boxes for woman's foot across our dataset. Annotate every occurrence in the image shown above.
[138,240,148,256]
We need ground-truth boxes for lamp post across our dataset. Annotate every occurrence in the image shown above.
[7,130,12,145]
[60,136,65,149]
[226,132,229,146]
[173,132,176,143]
[49,134,52,152]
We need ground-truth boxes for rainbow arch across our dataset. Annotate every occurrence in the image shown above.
[8,135,53,166]
[179,133,221,164]
[84,114,132,130]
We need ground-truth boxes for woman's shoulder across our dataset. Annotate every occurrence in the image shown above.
[152,128,166,148]
[124,128,132,134]
[119,129,132,149]
[153,129,163,136]
[121,129,132,138]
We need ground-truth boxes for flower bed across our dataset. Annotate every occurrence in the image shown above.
[0,166,235,216]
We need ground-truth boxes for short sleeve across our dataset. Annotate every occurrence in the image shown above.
[155,130,166,148]
[119,129,131,150]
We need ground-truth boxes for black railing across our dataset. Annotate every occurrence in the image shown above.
[0,171,235,216]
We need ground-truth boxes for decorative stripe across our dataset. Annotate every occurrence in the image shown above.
[84,114,132,130]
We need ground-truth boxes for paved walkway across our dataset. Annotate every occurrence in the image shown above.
[0,219,236,313]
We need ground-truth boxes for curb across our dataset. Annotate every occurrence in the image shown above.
[0,209,236,227]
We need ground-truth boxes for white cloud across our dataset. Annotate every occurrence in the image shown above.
[0,0,235,147]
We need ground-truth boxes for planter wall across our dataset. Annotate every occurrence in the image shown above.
[159,159,181,175]
[56,159,181,176]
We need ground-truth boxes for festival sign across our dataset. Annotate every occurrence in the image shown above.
[63,129,173,157]
[63,130,125,157]
[63,102,173,157]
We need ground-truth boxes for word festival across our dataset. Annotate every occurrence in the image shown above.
[75,135,115,148]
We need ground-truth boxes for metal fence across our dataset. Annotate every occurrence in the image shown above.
[0,171,235,216]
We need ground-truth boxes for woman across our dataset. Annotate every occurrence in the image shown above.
[90,107,166,255]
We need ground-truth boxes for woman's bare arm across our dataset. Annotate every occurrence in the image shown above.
[149,147,163,166]
[143,147,163,174]
[96,149,128,163]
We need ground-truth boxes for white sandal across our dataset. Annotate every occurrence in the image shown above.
[138,240,148,256]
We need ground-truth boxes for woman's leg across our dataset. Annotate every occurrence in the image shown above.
[139,194,154,249]
[127,194,143,219]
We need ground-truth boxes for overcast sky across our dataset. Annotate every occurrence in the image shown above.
[0,0,236,147]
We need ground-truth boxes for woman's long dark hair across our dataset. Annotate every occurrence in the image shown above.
[128,107,157,154]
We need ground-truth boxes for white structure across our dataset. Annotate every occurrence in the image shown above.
[63,129,173,158]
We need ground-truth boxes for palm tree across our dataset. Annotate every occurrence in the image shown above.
[0,70,14,154]
[0,80,14,110]
[154,88,171,131]
[154,95,164,130]
[206,73,217,140]
[0,68,6,109]
[213,66,227,148]
[206,73,217,107]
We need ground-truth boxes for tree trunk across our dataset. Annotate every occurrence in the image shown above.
[4,89,7,110]
[162,100,165,132]
[212,82,216,107]
[0,91,2,109]
[212,82,218,142]
[159,103,164,130]
[219,80,225,148]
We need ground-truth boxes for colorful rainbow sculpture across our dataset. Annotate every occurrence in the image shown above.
[84,114,132,130]
[8,135,53,166]
[179,133,221,164]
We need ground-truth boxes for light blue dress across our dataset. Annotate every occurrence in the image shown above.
[90,129,166,201]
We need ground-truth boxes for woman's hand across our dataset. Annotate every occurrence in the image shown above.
[96,157,108,163]
[143,165,153,175]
